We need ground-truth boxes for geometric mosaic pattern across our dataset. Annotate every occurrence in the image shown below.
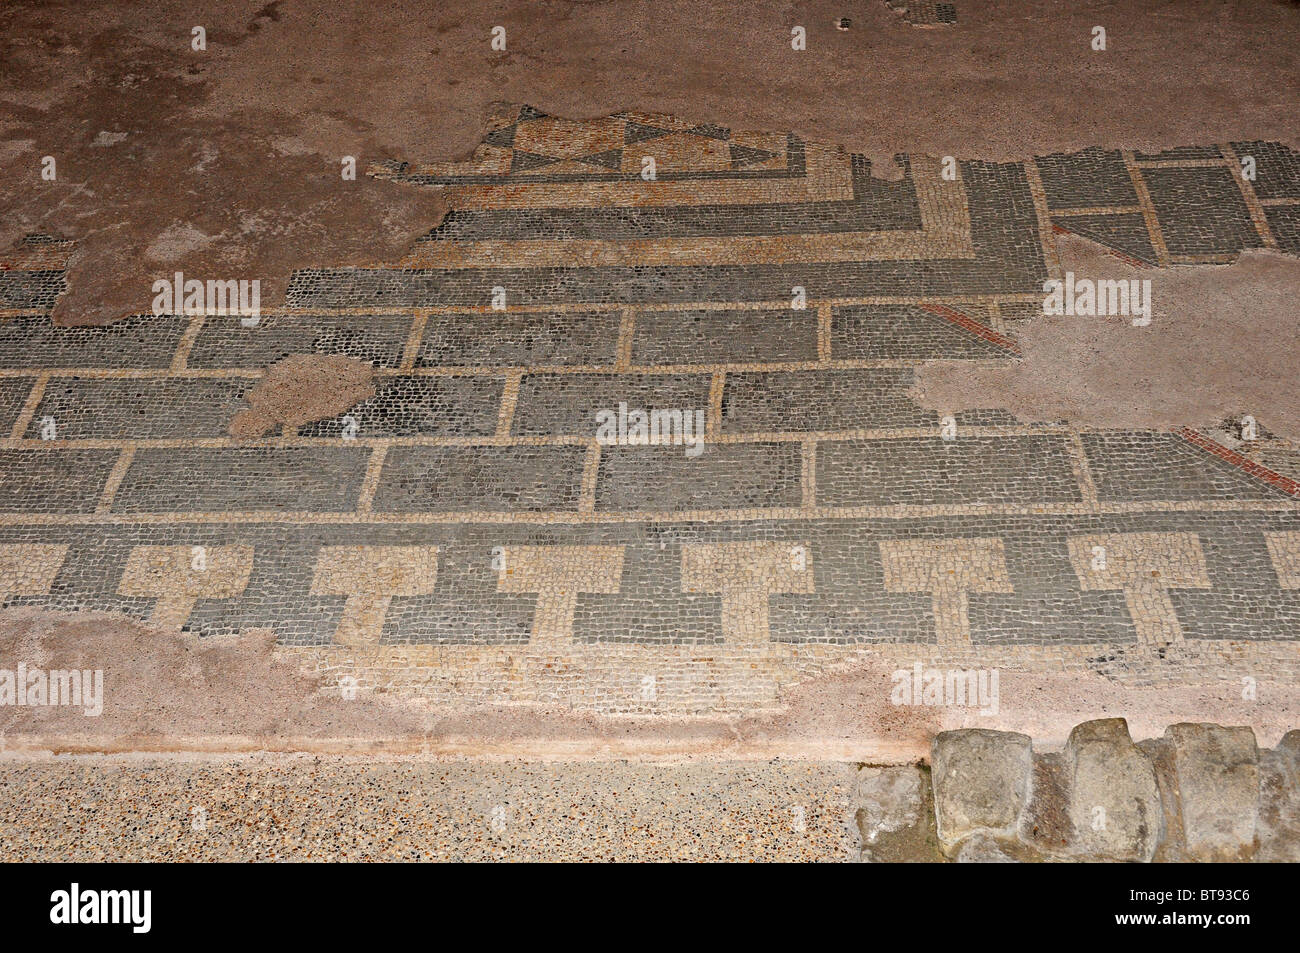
[2,106,1300,713]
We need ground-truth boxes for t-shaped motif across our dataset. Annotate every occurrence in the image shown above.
[681,541,813,643]
[497,545,625,645]
[1067,532,1210,646]
[880,538,1013,647]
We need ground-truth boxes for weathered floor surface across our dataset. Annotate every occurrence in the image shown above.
[0,755,859,862]
[2,109,1299,726]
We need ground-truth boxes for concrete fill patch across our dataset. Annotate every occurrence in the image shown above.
[913,236,1300,444]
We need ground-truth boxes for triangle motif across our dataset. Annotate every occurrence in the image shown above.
[686,123,731,141]
[575,148,624,170]
[624,121,673,145]
[484,124,517,148]
[729,144,778,169]
[510,150,560,172]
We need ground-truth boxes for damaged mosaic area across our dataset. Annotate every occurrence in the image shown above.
[883,1,958,28]
[2,107,1300,715]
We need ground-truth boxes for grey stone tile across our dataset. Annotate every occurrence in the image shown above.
[111,447,370,512]
[417,311,621,367]
[1082,432,1287,502]
[817,435,1082,506]
[0,315,187,368]
[831,305,1009,360]
[595,442,802,510]
[511,372,710,437]
[1265,205,1300,256]
[27,378,249,439]
[722,368,938,431]
[0,378,37,434]
[633,308,817,365]
[1053,213,1158,265]
[1231,141,1300,200]
[0,449,119,513]
[1143,167,1264,257]
[1036,149,1137,210]
[299,375,502,438]
[187,313,413,369]
[373,445,587,512]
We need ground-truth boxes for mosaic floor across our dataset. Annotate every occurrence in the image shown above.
[3,107,1300,714]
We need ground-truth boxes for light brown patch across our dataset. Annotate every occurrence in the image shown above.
[228,354,374,438]
[913,237,1300,442]
[0,608,426,740]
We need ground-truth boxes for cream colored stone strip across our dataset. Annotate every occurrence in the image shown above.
[615,308,636,370]
[399,311,431,371]
[707,370,726,438]
[801,438,817,508]
[1121,150,1172,267]
[1049,205,1145,217]
[817,302,832,363]
[1218,142,1279,249]
[1023,158,1063,281]
[280,633,1300,665]
[0,368,262,380]
[0,354,1016,382]
[495,370,523,437]
[1259,197,1300,207]
[578,441,602,513]
[355,444,390,513]
[0,366,263,377]
[273,293,1053,320]
[9,372,49,439]
[1132,158,1233,168]
[95,446,137,513]
[0,422,1083,452]
[1065,432,1100,507]
[384,356,1007,376]
[270,624,1300,712]
[169,315,206,372]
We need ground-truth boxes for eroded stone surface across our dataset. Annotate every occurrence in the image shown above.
[1256,742,1300,863]
[1064,718,1162,861]
[931,728,1032,853]
[1167,723,1260,861]
[855,765,942,862]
